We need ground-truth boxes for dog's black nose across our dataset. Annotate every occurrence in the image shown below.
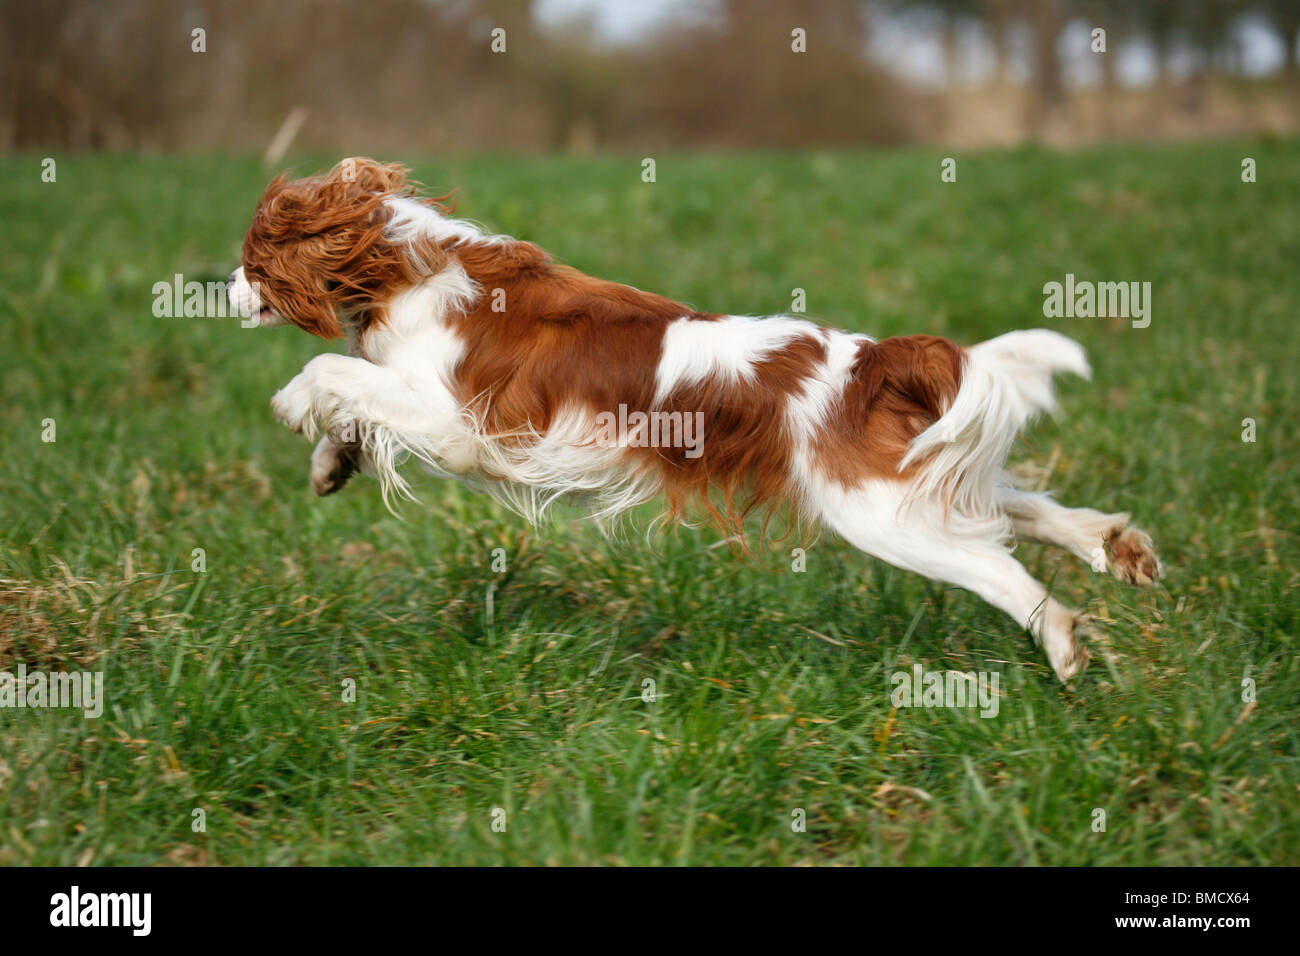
[227,269,238,285]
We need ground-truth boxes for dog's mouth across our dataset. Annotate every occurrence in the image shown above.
[251,304,290,328]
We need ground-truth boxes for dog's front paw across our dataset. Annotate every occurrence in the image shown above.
[271,354,354,441]
[271,371,318,439]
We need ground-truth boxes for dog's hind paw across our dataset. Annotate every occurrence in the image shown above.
[1040,603,1093,683]
[1107,527,1162,586]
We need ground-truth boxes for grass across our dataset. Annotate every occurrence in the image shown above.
[0,142,1296,865]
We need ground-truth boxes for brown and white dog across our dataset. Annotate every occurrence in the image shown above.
[228,158,1161,682]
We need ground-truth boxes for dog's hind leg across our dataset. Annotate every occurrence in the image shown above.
[818,480,1092,681]
[996,486,1162,585]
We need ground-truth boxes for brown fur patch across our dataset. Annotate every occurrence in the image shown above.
[815,335,965,487]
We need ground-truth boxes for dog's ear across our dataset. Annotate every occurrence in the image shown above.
[288,302,344,340]
[242,159,424,340]
[264,283,345,339]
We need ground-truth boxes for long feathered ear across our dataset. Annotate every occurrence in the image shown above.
[242,158,441,340]
[265,283,346,339]
[245,164,430,339]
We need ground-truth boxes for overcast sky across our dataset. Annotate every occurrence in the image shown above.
[534,0,1295,87]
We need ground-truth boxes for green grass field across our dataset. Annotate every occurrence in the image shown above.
[0,142,1296,865]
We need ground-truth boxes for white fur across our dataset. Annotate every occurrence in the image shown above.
[473,407,662,526]
[384,196,507,250]
[654,315,820,403]
[227,267,288,327]
[809,476,1089,679]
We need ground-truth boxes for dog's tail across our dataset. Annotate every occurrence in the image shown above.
[899,329,1090,519]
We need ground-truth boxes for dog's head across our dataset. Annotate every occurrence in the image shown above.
[229,157,431,338]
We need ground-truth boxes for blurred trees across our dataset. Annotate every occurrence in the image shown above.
[0,0,906,151]
[0,0,1295,152]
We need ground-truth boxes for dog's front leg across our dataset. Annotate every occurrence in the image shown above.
[272,353,366,443]
[271,353,472,501]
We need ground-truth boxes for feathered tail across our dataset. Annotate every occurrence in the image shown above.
[899,329,1090,521]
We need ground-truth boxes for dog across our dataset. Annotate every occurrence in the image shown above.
[228,157,1161,682]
